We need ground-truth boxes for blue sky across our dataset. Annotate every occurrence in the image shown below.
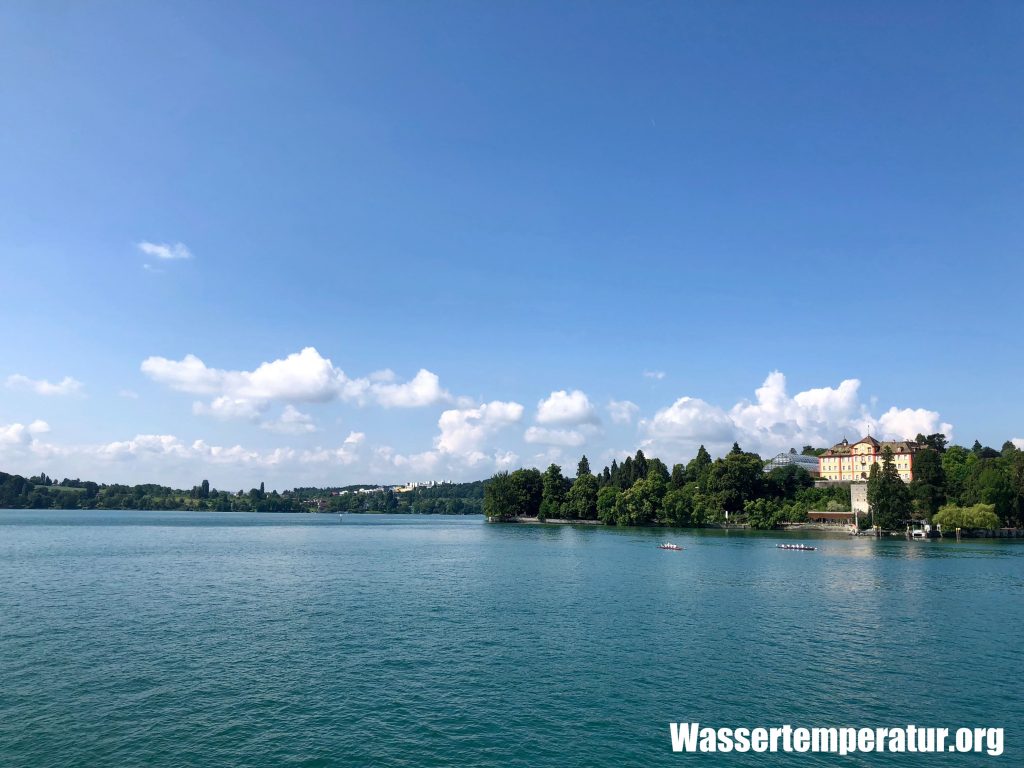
[2,1,1022,489]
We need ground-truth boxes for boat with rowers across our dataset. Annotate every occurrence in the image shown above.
[658,543,683,551]
[776,543,816,551]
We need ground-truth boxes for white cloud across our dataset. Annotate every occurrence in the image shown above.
[371,369,450,408]
[876,407,954,442]
[193,396,265,421]
[643,397,736,450]
[142,347,449,418]
[531,447,565,467]
[118,389,140,399]
[0,420,50,448]
[1012,438,1024,450]
[728,372,869,450]
[97,434,192,461]
[643,370,666,380]
[261,405,318,434]
[641,371,955,461]
[536,389,598,426]
[607,399,639,425]
[523,426,587,447]
[389,449,442,475]
[137,241,192,260]
[494,451,519,470]
[141,353,227,395]
[6,374,84,397]
[435,400,524,466]
[301,432,366,465]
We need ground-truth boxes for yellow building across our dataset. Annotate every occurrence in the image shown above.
[818,436,918,482]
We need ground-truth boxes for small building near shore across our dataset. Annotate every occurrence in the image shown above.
[807,511,856,525]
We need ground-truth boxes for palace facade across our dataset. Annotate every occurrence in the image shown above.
[818,436,919,482]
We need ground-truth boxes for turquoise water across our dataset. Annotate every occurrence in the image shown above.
[1,511,1020,766]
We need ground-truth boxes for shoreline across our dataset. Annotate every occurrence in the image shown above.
[487,516,1024,538]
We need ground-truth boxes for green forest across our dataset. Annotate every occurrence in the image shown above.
[483,435,1024,530]
[0,471,484,515]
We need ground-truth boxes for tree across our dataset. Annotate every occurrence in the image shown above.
[745,497,782,529]
[729,442,743,456]
[597,486,620,525]
[646,457,670,484]
[976,463,1014,524]
[484,468,543,520]
[540,464,569,520]
[565,472,599,520]
[765,465,813,500]
[484,472,517,521]
[614,472,666,526]
[634,450,648,481]
[670,463,686,490]
[915,433,948,452]
[200,479,210,499]
[619,457,633,489]
[576,455,591,477]
[909,448,945,518]
[510,468,543,518]
[941,445,972,505]
[660,485,694,526]
[686,445,713,485]
[867,447,912,529]
[706,451,764,515]
[933,503,1001,530]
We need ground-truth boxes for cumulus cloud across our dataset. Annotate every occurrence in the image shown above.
[137,241,192,260]
[607,399,640,425]
[641,371,955,461]
[0,420,51,449]
[1012,438,1024,450]
[536,389,598,426]
[86,433,299,469]
[380,447,442,475]
[262,405,318,434]
[301,432,366,465]
[371,369,450,408]
[643,397,736,449]
[523,426,587,447]
[435,400,524,466]
[142,347,449,418]
[193,396,265,421]
[97,434,192,461]
[876,407,954,443]
[6,374,84,396]
[494,451,519,470]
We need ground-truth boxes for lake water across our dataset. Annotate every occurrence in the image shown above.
[1,510,1020,766]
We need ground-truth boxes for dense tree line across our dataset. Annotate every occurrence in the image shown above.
[0,472,305,512]
[0,471,486,515]
[891,435,1024,528]
[320,481,484,515]
[485,435,1024,530]
[484,445,848,528]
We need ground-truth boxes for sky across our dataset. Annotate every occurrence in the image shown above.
[1,1,1022,490]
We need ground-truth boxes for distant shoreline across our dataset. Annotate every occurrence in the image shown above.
[486,516,1024,538]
